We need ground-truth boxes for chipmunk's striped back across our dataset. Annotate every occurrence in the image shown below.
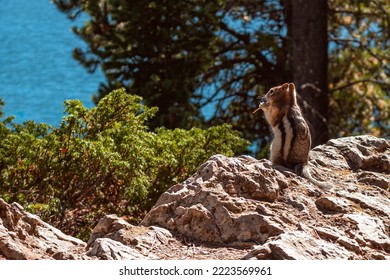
[257,83,332,190]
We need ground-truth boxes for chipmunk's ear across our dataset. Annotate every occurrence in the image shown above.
[288,83,296,93]
[281,83,289,90]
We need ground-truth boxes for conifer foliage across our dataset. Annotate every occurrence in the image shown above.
[54,0,389,151]
[0,90,248,239]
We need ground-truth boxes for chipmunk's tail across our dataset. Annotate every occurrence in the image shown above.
[296,164,333,190]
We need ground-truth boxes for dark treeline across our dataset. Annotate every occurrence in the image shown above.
[54,0,390,154]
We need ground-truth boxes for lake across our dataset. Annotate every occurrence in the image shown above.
[0,0,103,126]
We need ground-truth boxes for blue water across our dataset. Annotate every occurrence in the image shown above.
[0,0,104,126]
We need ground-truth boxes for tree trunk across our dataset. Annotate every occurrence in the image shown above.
[291,0,329,146]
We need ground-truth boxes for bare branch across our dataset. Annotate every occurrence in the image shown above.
[330,79,390,93]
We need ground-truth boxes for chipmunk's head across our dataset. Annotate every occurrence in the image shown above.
[258,83,296,111]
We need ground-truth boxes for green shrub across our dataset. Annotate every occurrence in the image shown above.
[0,89,249,240]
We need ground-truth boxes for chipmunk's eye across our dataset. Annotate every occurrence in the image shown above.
[269,89,274,95]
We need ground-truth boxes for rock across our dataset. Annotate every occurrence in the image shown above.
[0,201,173,260]
[142,156,288,244]
[0,198,86,260]
[1,135,389,260]
[314,227,361,253]
[337,190,390,217]
[345,213,390,253]
[143,135,390,259]
[357,171,390,190]
[325,135,390,173]
[86,214,172,259]
[86,238,147,260]
[243,231,353,260]
[315,196,351,213]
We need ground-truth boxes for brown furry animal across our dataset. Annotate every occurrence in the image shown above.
[255,83,332,190]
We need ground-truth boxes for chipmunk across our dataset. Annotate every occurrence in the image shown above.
[254,83,332,190]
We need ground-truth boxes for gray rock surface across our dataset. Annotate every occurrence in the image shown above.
[0,198,86,260]
[86,214,171,259]
[86,238,148,260]
[1,135,389,259]
[142,135,390,259]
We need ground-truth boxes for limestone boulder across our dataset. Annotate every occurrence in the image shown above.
[1,135,389,260]
[143,136,390,259]
[0,198,86,260]
[86,214,172,259]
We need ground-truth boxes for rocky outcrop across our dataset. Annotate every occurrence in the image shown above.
[0,201,173,260]
[1,135,389,259]
[142,135,390,259]
[86,214,172,260]
[0,198,86,260]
